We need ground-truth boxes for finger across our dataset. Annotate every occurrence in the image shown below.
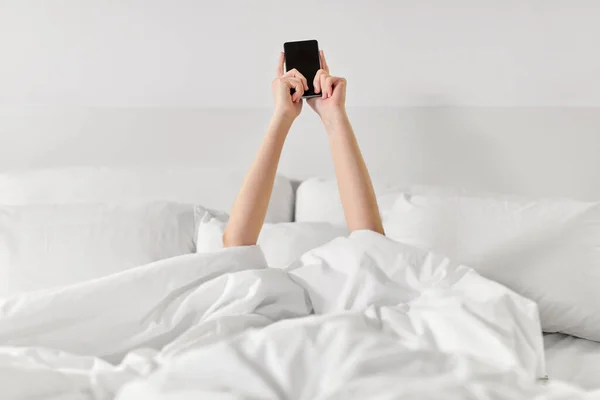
[313,69,324,93]
[313,69,326,94]
[319,50,330,73]
[325,76,334,98]
[329,76,345,98]
[276,52,285,77]
[332,76,345,88]
[287,77,304,102]
[320,73,329,98]
[294,78,305,101]
[284,68,309,91]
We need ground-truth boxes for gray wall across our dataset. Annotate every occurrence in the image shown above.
[1,1,599,199]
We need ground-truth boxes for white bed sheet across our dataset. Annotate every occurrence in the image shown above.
[1,232,598,399]
[545,333,600,390]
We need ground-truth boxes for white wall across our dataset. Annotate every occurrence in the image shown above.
[1,1,600,199]
[1,0,600,107]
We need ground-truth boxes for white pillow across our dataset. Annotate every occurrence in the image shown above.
[0,167,294,223]
[294,178,541,226]
[0,202,196,297]
[195,206,348,267]
[295,177,408,225]
[384,194,600,341]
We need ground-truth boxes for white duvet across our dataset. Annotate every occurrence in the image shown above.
[0,231,597,399]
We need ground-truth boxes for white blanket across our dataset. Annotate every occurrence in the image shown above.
[0,231,597,399]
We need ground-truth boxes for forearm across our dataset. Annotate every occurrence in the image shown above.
[223,115,293,247]
[324,111,384,234]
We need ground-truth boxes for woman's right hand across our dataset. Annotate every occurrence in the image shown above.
[273,52,309,121]
[307,50,348,125]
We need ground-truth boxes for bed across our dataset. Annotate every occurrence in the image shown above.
[545,334,600,390]
[295,177,600,392]
[1,167,600,399]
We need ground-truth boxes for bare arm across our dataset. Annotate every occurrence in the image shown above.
[223,116,292,247]
[223,53,309,247]
[324,111,383,233]
[308,51,384,234]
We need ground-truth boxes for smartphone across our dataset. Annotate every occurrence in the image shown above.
[283,40,321,99]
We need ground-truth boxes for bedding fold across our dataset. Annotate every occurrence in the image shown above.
[0,232,596,399]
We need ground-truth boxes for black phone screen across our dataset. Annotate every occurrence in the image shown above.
[284,40,320,97]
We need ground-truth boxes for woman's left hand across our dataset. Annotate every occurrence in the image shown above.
[307,50,348,124]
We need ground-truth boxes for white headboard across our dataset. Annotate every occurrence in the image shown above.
[1,106,599,201]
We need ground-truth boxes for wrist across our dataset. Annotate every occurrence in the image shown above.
[268,111,295,137]
[320,108,349,128]
[272,109,297,125]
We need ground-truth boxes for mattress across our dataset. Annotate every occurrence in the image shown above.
[545,333,600,390]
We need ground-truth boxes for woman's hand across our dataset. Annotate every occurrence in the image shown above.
[223,53,305,248]
[273,52,309,121]
[308,50,347,125]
